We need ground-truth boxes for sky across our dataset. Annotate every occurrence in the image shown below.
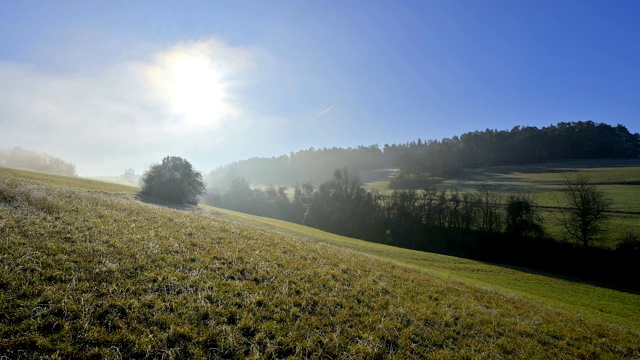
[1,0,639,177]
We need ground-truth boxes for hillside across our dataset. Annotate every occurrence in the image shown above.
[1,168,639,358]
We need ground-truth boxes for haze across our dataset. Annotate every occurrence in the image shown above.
[1,1,639,177]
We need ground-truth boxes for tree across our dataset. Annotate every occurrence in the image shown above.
[505,193,544,238]
[222,177,252,212]
[475,184,503,233]
[141,156,206,205]
[2,146,76,176]
[123,168,137,184]
[556,175,613,248]
[303,167,381,239]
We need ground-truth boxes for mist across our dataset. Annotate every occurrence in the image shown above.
[0,38,279,177]
[0,146,77,176]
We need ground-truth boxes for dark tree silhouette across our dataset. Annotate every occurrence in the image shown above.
[505,193,544,238]
[556,175,613,248]
[303,167,382,239]
[141,156,206,205]
[475,185,503,233]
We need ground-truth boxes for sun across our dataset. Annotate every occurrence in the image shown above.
[148,44,238,128]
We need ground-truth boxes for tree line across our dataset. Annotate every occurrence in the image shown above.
[391,121,640,185]
[206,145,388,190]
[0,147,77,176]
[206,121,640,189]
[206,168,618,248]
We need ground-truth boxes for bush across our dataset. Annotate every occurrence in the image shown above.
[616,233,640,253]
[141,156,206,205]
[505,193,544,238]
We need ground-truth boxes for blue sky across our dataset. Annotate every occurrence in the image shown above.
[1,0,639,176]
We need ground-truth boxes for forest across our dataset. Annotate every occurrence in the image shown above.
[206,121,640,189]
[0,147,77,176]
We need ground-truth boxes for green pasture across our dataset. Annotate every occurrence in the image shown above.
[364,159,640,195]
[205,205,640,333]
[425,159,640,196]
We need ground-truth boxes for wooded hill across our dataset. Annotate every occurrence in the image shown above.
[206,121,640,189]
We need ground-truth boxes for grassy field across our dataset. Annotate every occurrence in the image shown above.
[365,159,640,247]
[206,206,640,332]
[0,168,140,194]
[1,167,639,358]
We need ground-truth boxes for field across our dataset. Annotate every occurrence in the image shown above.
[1,167,639,358]
[366,159,640,247]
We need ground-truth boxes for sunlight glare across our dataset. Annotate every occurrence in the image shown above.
[149,43,239,128]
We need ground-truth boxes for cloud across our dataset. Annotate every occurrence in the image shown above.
[312,105,334,120]
[0,38,258,176]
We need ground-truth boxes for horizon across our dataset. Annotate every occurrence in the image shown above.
[2,1,639,176]
[3,119,636,180]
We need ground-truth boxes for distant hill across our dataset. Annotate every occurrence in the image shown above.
[205,121,640,189]
[0,146,76,176]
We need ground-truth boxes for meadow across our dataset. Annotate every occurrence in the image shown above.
[366,159,640,247]
[1,167,639,358]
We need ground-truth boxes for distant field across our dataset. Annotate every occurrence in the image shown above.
[439,159,640,201]
[364,159,640,247]
[0,167,140,194]
[1,167,639,358]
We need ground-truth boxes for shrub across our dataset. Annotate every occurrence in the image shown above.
[505,193,544,238]
[616,233,640,253]
[141,156,206,205]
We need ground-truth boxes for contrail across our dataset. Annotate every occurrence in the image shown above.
[312,106,334,120]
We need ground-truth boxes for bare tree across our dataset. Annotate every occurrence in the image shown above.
[556,174,613,248]
[475,184,503,233]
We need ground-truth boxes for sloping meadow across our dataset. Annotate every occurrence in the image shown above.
[1,170,639,358]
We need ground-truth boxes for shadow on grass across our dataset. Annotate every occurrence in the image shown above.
[463,235,640,294]
[135,193,205,214]
[481,258,640,295]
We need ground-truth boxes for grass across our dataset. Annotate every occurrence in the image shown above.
[0,167,140,194]
[206,206,640,333]
[1,167,640,358]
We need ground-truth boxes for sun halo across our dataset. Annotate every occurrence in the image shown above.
[150,49,236,128]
